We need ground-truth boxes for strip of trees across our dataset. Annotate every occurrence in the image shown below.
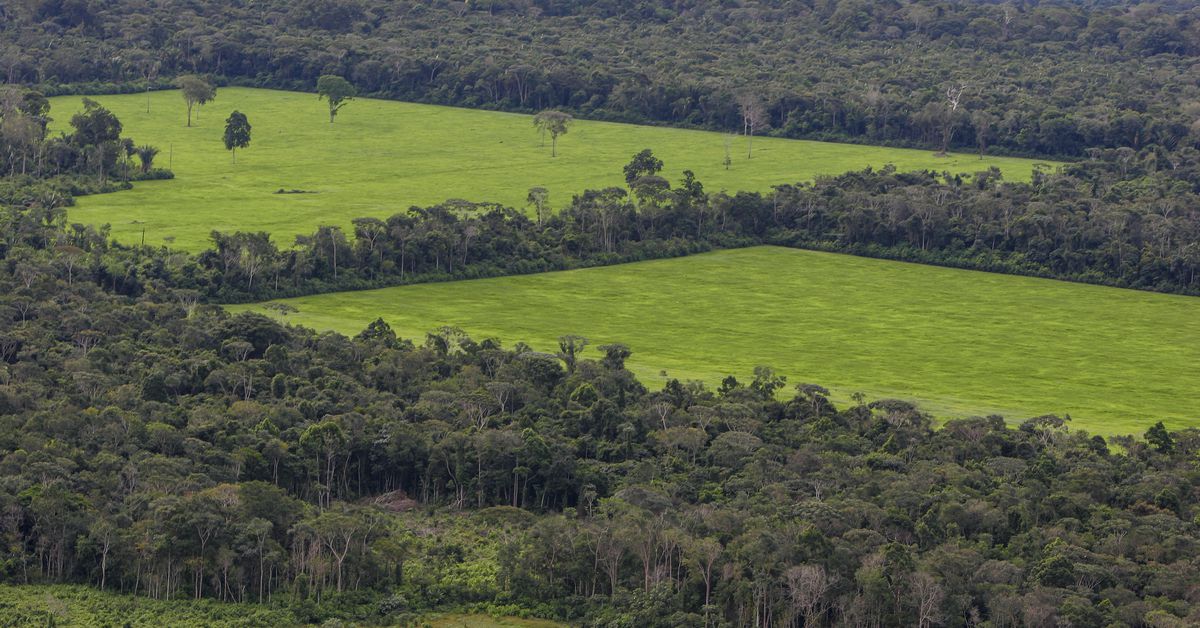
[73,144,1200,305]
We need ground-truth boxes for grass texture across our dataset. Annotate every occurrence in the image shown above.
[50,88,1055,251]
[231,246,1200,436]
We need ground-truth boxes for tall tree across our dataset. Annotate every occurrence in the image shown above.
[137,55,160,113]
[972,110,995,159]
[223,111,252,164]
[736,93,769,158]
[938,83,968,155]
[527,186,550,223]
[69,98,122,146]
[533,110,572,157]
[174,75,216,128]
[557,335,588,374]
[317,75,356,123]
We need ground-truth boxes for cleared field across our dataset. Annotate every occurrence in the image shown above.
[50,88,1055,251]
[231,246,1200,436]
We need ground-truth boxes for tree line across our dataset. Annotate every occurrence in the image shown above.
[12,145,1194,307]
[6,1,1200,158]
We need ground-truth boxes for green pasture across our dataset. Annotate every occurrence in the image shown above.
[231,246,1200,437]
[50,87,1055,251]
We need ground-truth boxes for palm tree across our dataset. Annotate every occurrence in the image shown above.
[135,144,160,173]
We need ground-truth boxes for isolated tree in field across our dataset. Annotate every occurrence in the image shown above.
[526,186,550,223]
[737,93,769,158]
[174,75,215,127]
[533,110,572,157]
[135,144,159,173]
[317,75,356,123]
[623,149,663,186]
[223,110,251,164]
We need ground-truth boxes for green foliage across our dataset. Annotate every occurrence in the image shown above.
[1031,540,1075,587]
[223,110,252,162]
[7,121,1200,438]
[7,1,1200,160]
[0,584,300,626]
[48,88,1047,250]
[623,149,663,186]
[1146,421,1175,453]
[532,110,572,157]
[0,87,162,186]
[69,98,122,146]
[6,5,1200,625]
[0,233,1199,626]
[134,144,160,173]
[316,75,356,123]
[174,75,216,127]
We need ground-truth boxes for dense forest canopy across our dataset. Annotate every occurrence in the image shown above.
[4,0,1200,157]
[2,214,1200,626]
[3,0,1200,625]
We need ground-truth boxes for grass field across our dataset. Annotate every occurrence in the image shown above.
[50,88,1056,251]
[231,246,1200,436]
